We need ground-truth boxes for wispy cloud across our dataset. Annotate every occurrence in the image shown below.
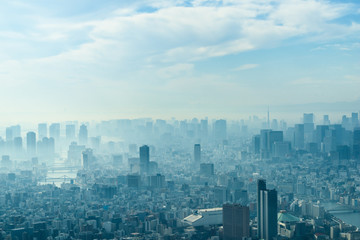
[233,64,259,71]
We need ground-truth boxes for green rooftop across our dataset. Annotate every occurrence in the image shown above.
[278,212,300,223]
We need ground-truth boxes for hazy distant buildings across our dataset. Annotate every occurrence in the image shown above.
[194,144,201,164]
[294,124,304,149]
[66,124,76,142]
[82,148,93,169]
[139,145,149,175]
[200,163,214,177]
[223,203,250,240]
[38,123,47,140]
[26,132,36,156]
[49,123,60,142]
[67,142,85,165]
[214,119,227,141]
[79,124,88,146]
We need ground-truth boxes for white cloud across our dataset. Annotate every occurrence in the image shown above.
[0,0,359,121]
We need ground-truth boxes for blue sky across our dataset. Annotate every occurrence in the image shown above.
[0,0,359,123]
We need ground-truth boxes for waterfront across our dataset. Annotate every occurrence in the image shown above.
[38,159,78,187]
[322,202,360,228]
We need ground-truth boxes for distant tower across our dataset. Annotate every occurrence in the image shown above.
[13,137,22,154]
[26,132,36,156]
[223,203,250,239]
[214,119,227,141]
[38,123,47,140]
[82,148,93,169]
[194,144,201,163]
[139,145,149,175]
[49,123,60,143]
[66,124,76,142]
[79,124,88,146]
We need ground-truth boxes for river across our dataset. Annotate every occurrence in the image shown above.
[322,202,360,228]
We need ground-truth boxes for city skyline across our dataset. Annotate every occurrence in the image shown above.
[0,0,359,123]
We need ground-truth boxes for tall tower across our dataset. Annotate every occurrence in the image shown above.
[79,124,88,146]
[26,132,36,156]
[66,124,76,142]
[194,144,201,163]
[139,145,149,175]
[38,123,47,140]
[257,179,267,237]
[258,179,278,240]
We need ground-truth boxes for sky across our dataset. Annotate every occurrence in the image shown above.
[0,0,359,123]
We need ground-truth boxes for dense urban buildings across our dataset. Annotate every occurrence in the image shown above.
[0,113,360,239]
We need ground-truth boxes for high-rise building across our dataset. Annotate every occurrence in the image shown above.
[5,127,13,142]
[214,119,227,141]
[82,148,93,169]
[323,115,330,125]
[66,124,76,142]
[200,119,208,139]
[223,203,250,240]
[257,179,266,237]
[303,113,314,124]
[352,112,359,128]
[26,132,36,156]
[252,135,260,154]
[139,145,149,175]
[79,124,88,146]
[38,123,47,140]
[13,137,22,154]
[49,123,60,142]
[268,131,283,153]
[200,163,214,176]
[257,179,278,240]
[294,124,304,149]
[194,144,201,163]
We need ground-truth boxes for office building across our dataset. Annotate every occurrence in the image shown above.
[194,144,201,163]
[26,132,36,156]
[82,148,93,169]
[38,123,47,140]
[139,145,149,175]
[257,179,278,240]
[214,119,227,141]
[223,203,250,240]
[79,124,88,146]
[200,163,214,177]
[294,124,304,149]
[66,124,76,142]
[49,123,60,142]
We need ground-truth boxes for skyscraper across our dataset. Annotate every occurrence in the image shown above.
[257,179,267,237]
[257,179,277,240]
[66,124,76,142]
[49,123,60,142]
[214,119,227,141]
[294,124,304,149]
[26,132,36,156]
[79,124,88,146]
[139,145,149,175]
[82,148,93,169]
[38,123,47,140]
[223,203,250,240]
[194,144,201,163]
